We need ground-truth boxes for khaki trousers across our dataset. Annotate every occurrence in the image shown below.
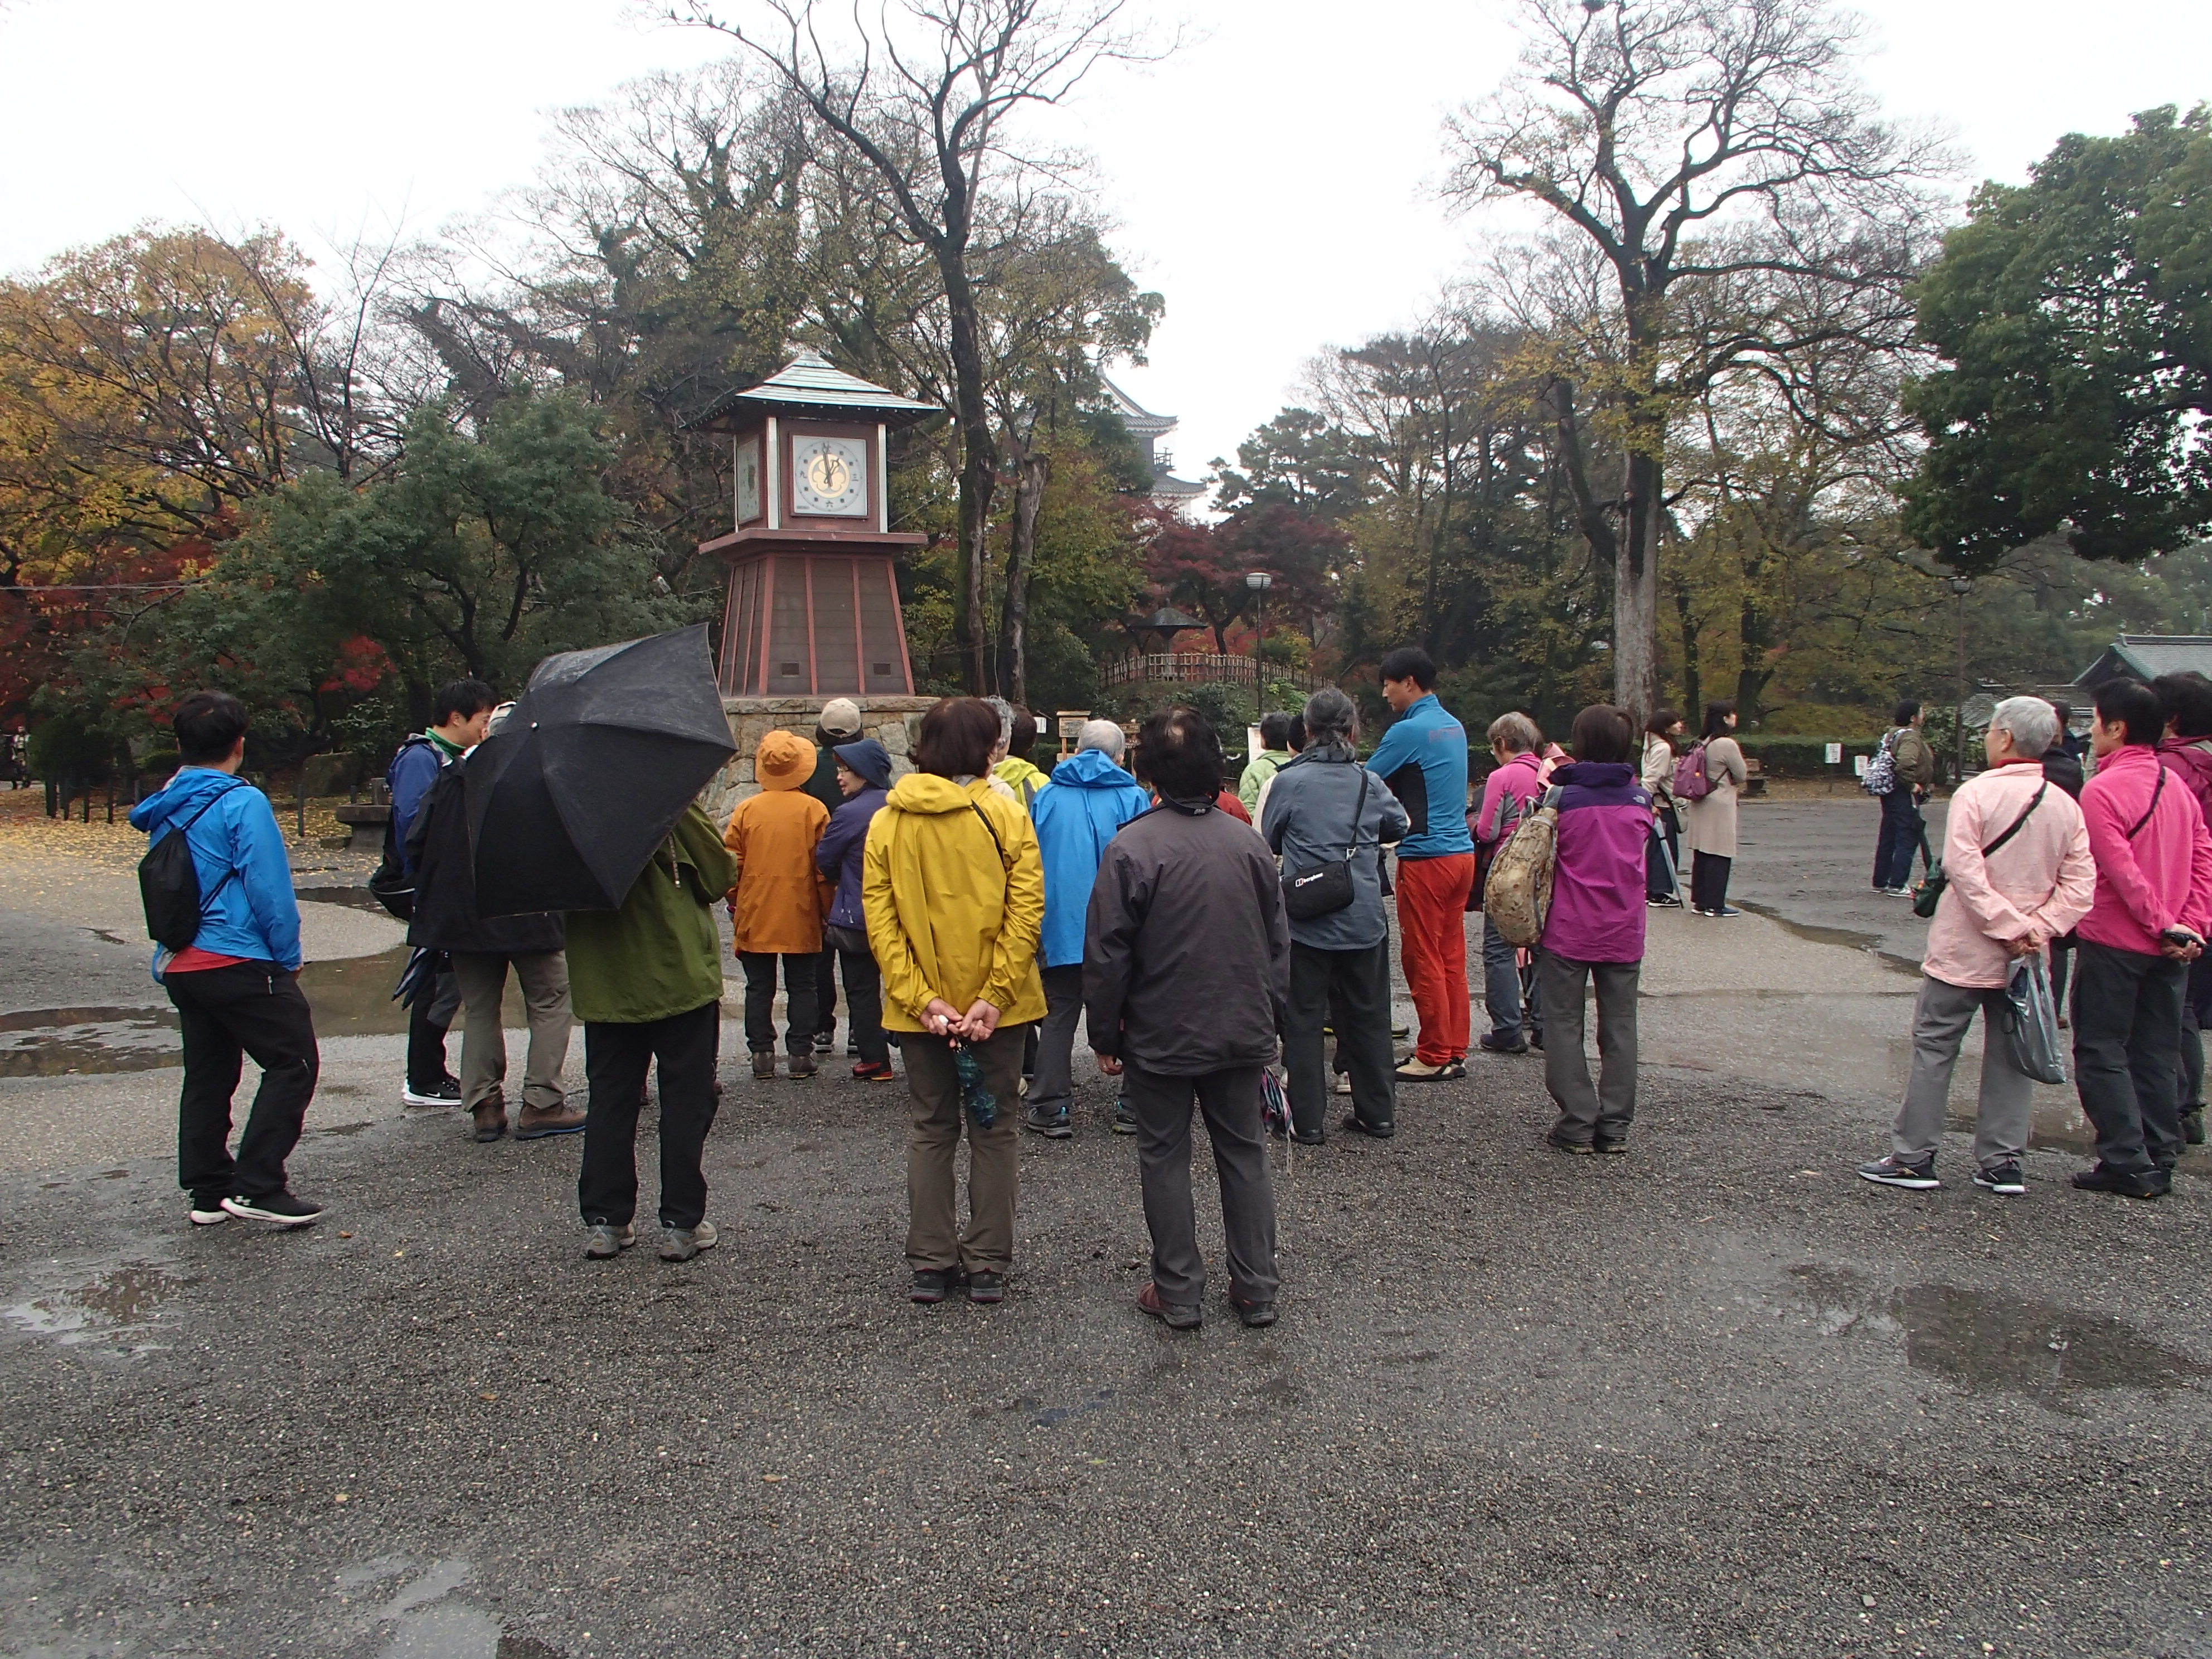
[449,950,573,1110]
[901,1026,1025,1274]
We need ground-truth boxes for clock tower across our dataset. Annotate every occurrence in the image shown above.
[690,348,938,697]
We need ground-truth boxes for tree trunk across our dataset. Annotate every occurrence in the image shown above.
[1614,432,1663,724]
[999,442,1050,708]
[1735,593,1773,724]
[941,254,995,695]
[1671,576,1702,720]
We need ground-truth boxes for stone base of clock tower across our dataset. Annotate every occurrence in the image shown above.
[702,694,940,822]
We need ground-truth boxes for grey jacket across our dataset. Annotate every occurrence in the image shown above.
[1083,799,1291,1073]
[1259,751,1409,950]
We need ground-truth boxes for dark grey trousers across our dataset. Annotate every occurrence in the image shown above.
[2072,939,2185,1176]
[1121,1063,1279,1308]
[1026,964,1085,1115]
[1890,974,2034,1170]
[1537,949,1639,1144]
[1284,939,1395,1137]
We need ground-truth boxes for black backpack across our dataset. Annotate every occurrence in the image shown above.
[367,736,439,920]
[138,782,246,952]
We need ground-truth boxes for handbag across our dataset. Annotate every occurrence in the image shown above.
[1282,767,1369,921]
[824,921,871,955]
[1913,782,2047,919]
[1998,955,2067,1085]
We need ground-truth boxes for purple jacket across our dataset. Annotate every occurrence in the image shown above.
[1541,761,1652,964]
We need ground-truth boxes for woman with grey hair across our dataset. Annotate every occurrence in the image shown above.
[1260,687,1411,1140]
[1859,696,2094,1195]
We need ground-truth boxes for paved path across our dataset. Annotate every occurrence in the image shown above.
[2,799,2208,1658]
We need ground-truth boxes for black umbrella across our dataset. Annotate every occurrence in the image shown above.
[467,624,737,916]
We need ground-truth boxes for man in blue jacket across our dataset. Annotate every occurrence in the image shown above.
[386,678,495,1107]
[1026,719,1151,1138]
[130,691,321,1228]
[1365,647,1476,1081]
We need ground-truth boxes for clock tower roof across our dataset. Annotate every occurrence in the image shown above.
[688,348,940,431]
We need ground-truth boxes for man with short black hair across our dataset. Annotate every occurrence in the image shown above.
[2069,678,2212,1198]
[1871,700,1935,896]
[387,679,497,1108]
[1367,646,1476,1080]
[1086,707,1289,1330]
[132,691,322,1228]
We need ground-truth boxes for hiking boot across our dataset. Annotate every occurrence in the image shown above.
[401,1074,463,1108]
[660,1221,718,1262]
[1113,1100,1138,1136]
[1857,1153,1939,1190]
[852,1059,896,1082]
[1232,1297,1279,1329]
[910,1268,962,1304]
[751,1050,777,1081]
[471,1099,509,1142]
[2184,1108,2206,1147]
[1024,1103,1073,1138]
[1545,1132,1595,1155]
[584,1222,636,1259]
[1593,1137,1628,1156]
[515,1102,586,1139]
[788,1051,818,1080]
[1973,1160,2026,1195]
[2072,1163,2159,1199]
[1478,1032,1527,1055]
[221,1191,322,1226]
[1138,1281,1201,1330]
[1394,1056,1463,1081]
[967,1269,1006,1304]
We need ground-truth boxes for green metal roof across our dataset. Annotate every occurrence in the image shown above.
[687,349,939,429]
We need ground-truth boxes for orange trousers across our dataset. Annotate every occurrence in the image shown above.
[1396,853,1475,1064]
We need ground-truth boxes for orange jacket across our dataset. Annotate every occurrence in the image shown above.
[724,733,833,954]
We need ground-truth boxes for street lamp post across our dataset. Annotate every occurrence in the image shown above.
[1244,570,1274,724]
[1948,574,1972,783]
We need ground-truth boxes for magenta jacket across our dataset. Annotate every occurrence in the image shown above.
[2078,743,2212,956]
[1541,761,1652,964]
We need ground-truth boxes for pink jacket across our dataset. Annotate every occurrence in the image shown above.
[1922,760,2093,989]
[2077,743,2212,957]
[1472,751,1545,847]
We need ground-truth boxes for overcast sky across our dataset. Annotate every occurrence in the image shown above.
[3,1,2208,483]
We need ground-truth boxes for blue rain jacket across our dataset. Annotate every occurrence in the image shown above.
[129,767,303,972]
[1031,748,1151,968]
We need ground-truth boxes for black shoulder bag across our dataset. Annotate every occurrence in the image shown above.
[1912,782,2049,919]
[1282,767,1370,922]
[138,781,246,950]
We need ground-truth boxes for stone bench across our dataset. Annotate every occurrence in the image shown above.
[332,803,389,852]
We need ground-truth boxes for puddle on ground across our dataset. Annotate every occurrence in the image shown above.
[298,886,388,914]
[0,1006,180,1076]
[1787,1264,2209,1406]
[3,1262,192,1352]
[1735,901,1921,976]
[297,947,414,1037]
[0,946,413,1074]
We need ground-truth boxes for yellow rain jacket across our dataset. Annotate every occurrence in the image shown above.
[862,772,1047,1031]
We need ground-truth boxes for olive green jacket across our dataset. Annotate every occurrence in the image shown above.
[1891,725,1936,789]
[564,803,736,1025]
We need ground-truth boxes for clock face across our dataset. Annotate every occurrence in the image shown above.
[735,439,761,522]
[791,434,869,517]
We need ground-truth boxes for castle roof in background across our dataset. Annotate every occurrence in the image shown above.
[1104,378,1206,501]
[2074,635,2212,687]
[687,348,939,430]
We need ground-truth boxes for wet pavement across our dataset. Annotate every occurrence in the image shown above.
[2,798,2209,1657]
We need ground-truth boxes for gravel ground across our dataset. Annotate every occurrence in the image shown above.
[3,1055,2207,1659]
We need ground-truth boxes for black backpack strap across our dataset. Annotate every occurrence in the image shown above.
[1981,782,2046,859]
[968,801,1010,887]
[176,780,249,909]
[2126,765,2167,840]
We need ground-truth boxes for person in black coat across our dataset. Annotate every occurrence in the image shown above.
[1085,707,1291,1331]
[2040,706,2088,1021]
[406,735,578,1143]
